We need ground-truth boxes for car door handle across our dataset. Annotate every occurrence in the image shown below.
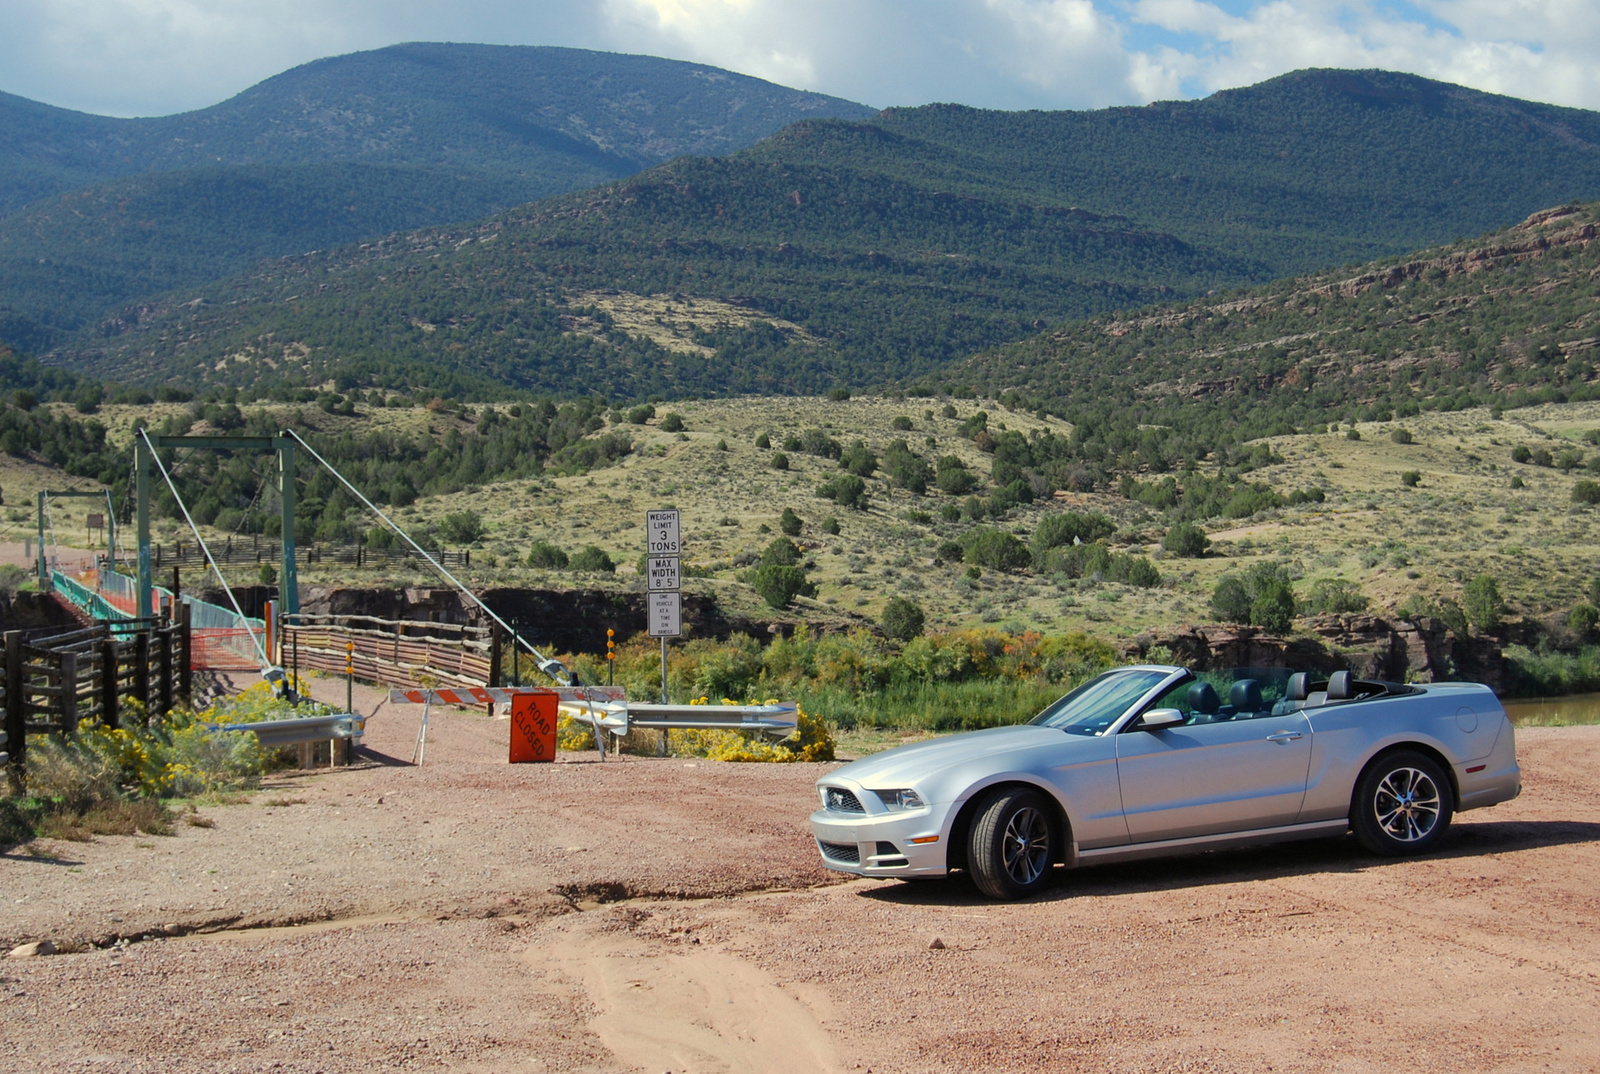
[1266,730,1304,743]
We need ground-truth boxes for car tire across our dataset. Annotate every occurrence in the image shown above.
[968,787,1056,900]
[1352,750,1454,856]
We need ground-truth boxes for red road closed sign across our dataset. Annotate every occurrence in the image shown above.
[509,691,559,763]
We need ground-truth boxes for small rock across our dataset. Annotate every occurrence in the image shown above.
[8,940,56,958]
[927,937,945,950]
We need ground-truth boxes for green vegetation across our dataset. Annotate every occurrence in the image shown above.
[42,71,1600,401]
[960,204,1600,498]
[564,627,1116,734]
[1211,561,1299,632]
[0,43,873,354]
[3,684,330,847]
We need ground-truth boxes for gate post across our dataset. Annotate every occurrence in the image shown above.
[178,602,192,705]
[59,652,78,732]
[100,638,119,729]
[134,631,151,712]
[158,626,173,715]
[4,631,24,791]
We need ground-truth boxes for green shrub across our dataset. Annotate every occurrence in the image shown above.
[779,508,803,536]
[839,441,877,477]
[569,546,615,573]
[1031,511,1115,559]
[527,540,569,568]
[1464,574,1506,633]
[755,432,771,449]
[1210,561,1297,631]
[891,415,914,431]
[437,509,485,544]
[936,466,979,494]
[1511,444,1532,463]
[1573,480,1600,504]
[816,474,868,509]
[827,387,851,401]
[626,404,656,424]
[1401,470,1421,487]
[1567,603,1599,637]
[770,451,790,470]
[1303,577,1369,614]
[1390,428,1413,444]
[882,597,926,641]
[799,429,843,459]
[660,412,685,432]
[1161,521,1210,558]
[963,528,1030,571]
[822,516,840,535]
[761,536,801,567]
[935,540,965,564]
[754,564,812,609]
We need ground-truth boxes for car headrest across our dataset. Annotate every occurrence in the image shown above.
[1229,678,1263,711]
[1286,672,1310,702]
[1328,670,1355,701]
[1187,681,1220,715]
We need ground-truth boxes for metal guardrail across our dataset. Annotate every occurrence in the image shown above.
[204,713,365,748]
[386,688,798,740]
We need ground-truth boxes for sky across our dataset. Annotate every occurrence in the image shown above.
[1,0,1597,118]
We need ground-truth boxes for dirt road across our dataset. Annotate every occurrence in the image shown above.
[2,693,1597,1073]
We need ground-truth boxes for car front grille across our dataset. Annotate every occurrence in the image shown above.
[824,787,865,813]
[819,840,860,864]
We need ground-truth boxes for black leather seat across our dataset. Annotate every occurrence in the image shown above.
[1187,681,1220,721]
[1285,672,1310,702]
[1327,670,1355,701]
[1228,678,1263,718]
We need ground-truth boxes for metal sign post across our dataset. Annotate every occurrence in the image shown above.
[646,509,682,756]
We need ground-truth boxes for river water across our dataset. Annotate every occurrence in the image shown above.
[1501,692,1600,725]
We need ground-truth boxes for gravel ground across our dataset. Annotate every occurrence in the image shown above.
[3,685,1597,1073]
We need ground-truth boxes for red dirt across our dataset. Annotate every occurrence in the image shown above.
[3,682,1597,1072]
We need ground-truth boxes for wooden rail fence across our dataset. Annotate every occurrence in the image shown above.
[284,614,500,693]
[3,615,191,789]
[143,539,472,571]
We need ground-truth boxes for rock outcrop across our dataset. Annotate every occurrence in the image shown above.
[1122,614,1506,692]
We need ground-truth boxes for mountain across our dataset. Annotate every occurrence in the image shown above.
[0,43,875,351]
[952,202,1600,476]
[0,43,877,214]
[34,69,1600,398]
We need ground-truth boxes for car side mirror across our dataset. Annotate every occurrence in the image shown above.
[1137,708,1185,731]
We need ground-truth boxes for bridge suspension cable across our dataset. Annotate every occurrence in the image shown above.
[137,429,271,672]
[283,429,575,687]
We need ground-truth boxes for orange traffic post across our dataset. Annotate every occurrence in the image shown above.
[509,691,559,763]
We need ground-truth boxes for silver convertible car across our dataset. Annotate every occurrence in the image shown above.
[811,665,1521,899]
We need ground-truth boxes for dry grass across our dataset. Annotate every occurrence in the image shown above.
[33,799,173,842]
[14,397,1600,644]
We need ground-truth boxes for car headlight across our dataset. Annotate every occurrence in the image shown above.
[872,788,925,811]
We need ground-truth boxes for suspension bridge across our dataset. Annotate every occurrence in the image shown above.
[25,426,798,764]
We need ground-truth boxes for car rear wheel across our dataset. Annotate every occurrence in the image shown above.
[968,787,1056,900]
[1352,750,1453,855]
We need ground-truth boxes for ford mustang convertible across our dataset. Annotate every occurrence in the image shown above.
[810,665,1521,899]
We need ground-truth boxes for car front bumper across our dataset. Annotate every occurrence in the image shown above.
[809,804,952,878]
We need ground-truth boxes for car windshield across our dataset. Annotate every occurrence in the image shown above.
[1030,668,1177,736]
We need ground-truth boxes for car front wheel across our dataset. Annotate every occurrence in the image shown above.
[1352,750,1453,855]
[968,787,1056,900]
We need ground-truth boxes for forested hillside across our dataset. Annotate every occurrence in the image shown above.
[48,70,1600,401]
[0,43,874,353]
[0,43,875,213]
[954,202,1600,482]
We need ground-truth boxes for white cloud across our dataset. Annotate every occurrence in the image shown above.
[1,0,1598,118]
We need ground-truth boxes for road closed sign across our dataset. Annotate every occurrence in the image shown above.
[648,590,682,637]
[646,510,681,555]
[646,555,680,591]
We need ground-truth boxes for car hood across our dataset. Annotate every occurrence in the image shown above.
[829,724,1070,790]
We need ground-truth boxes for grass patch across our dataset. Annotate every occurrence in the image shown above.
[33,799,173,841]
[262,796,307,807]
